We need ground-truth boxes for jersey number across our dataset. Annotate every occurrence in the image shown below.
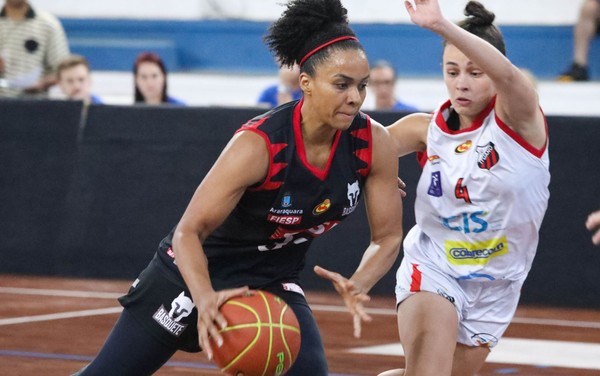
[454,178,472,204]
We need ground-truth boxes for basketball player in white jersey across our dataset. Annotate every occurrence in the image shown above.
[378,1,549,375]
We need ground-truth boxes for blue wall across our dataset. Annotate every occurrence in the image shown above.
[62,19,600,79]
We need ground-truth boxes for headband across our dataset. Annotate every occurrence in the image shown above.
[299,36,359,67]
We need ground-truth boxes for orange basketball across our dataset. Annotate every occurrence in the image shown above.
[211,290,301,376]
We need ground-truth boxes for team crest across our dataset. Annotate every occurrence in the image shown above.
[476,142,500,170]
[342,180,360,216]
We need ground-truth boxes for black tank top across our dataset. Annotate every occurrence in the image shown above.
[157,99,372,290]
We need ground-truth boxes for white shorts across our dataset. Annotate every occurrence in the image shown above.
[394,256,522,348]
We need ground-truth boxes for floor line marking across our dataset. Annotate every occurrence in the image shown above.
[0,307,122,326]
[2,286,600,329]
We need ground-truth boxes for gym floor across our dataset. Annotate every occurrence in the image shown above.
[1,274,599,375]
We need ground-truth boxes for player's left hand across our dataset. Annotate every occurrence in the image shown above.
[314,265,372,338]
[586,210,600,246]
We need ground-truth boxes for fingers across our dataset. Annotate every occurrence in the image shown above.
[314,265,343,283]
[586,211,600,245]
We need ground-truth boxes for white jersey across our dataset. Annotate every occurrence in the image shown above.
[404,99,550,283]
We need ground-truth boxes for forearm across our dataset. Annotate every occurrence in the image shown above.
[172,228,214,303]
[350,235,402,293]
[435,19,515,82]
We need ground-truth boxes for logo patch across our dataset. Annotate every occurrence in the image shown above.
[454,140,472,154]
[427,171,443,197]
[267,214,301,225]
[281,193,292,208]
[476,142,500,170]
[445,236,508,265]
[313,199,331,215]
[343,180,360,216]
[153,291,195,337]
[471,333,498,348]
[428,154,441,165]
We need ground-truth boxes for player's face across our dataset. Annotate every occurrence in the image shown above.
[58,64,92,102]
[443,44,495,124]
[303,48,369,130]
[369,66,396,102]
[136,62,165,103]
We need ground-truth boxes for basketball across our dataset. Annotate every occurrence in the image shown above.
[211,290,301,376]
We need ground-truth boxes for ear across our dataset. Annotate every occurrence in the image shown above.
[299,72,312,96]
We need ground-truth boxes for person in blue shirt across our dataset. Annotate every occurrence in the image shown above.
[369,59,418,112]
[133,52,185,105]
[56,55,102,105]
[257,63,302,108]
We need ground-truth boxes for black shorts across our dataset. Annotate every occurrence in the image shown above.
[118,254,315,355]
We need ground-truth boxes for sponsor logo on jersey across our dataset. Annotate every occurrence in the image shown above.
[313,199,331,215]
[342,180,360,216]
[445,236,508,265]
[153,291,195,337]
[471,333,498,348]
[428,154,441,165]
[281,193,292,208]
[441,211,489,234]
[269,208,303,215]
[428,171,443,197]
[476,142,500,170]
[454,140,472,154]
[258,221,340,251]
[267,214,302,225]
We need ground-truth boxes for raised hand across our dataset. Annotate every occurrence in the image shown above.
[314,265,372,338]
[404,0,445,31]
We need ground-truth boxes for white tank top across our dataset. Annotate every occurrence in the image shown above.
[404,99,550,282]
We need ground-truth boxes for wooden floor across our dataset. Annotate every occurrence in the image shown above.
[1,274,599,375]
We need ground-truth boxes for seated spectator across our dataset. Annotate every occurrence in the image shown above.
[369,60,418,112]
[558,0,599,81]
[257,63,302,108]
[0,0,69,98]
[133,52,184,105]
[57,55,102,105]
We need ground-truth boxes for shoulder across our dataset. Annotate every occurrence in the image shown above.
[34,9,64,29]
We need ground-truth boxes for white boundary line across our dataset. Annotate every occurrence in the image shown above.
[0,307,123,326]
[2,286,600,329]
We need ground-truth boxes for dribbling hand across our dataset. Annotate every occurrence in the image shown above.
[196,286,250,361]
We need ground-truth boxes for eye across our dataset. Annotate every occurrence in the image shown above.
[359,82,368,91]
[471,71,483,77]
[336,83,348,90]
[446,70,458,77]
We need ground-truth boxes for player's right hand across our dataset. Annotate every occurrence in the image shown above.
[196,286,249,361]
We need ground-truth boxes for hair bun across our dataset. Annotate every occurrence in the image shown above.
[464,1,495,27]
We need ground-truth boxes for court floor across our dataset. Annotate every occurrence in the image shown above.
[1,273,599,375]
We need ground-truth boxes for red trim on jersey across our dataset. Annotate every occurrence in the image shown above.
[351,114,373,177]
[293,98,341,181]
[495,109,548,158]
[435,98,496,135]
[409,263,422,292]
[416,151,428,168]
[237,120,288,191]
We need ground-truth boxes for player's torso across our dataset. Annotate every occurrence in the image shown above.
[409,100,550,281]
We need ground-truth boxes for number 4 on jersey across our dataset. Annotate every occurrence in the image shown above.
[454,178,472,203]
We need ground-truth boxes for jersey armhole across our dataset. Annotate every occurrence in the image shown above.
[495,109,548,159]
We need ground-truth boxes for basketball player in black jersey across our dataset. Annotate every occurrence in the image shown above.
[73,1,404,375]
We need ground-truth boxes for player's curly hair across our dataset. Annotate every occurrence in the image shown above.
[452,1,506,55]
[264,0,363,75]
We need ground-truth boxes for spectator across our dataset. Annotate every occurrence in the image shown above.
[133,52,184,105]
[257,63,302,108]
[0,0,69,97]
[558,0,600,81]
[369,60,418,112]
[56,55,102,105]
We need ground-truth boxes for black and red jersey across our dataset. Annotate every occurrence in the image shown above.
[157,99,372,290]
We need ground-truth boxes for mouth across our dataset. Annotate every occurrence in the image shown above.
[454,97,471,106]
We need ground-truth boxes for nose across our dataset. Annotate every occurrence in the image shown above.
[347,86,361,104]
[455,73,469,92]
